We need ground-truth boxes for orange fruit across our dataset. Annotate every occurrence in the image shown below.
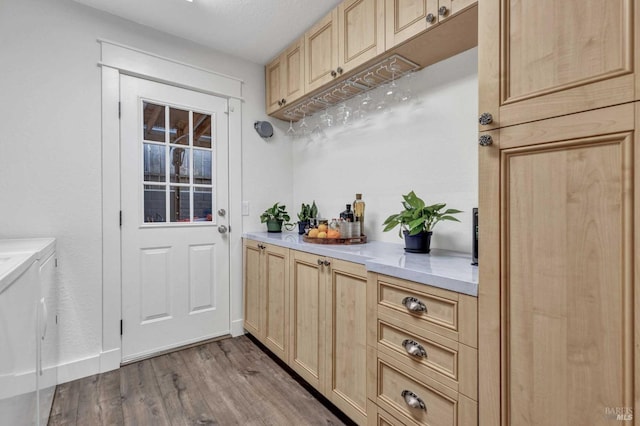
[327,230,340,238]
[317,231,327,238]
[318,224,328,233]
[308,228,319,238]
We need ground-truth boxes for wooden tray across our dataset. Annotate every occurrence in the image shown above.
[303,235,367,245]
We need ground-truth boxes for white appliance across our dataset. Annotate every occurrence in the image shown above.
[0,238,57,426]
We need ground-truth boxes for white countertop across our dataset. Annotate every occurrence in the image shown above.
[0,238,56,294]
[243,232,478,296]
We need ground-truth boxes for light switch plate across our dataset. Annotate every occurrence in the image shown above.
[242,201,250,216]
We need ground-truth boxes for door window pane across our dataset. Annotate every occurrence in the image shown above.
[194,187,213,221]
[169,107,189,145]
[143,102,166,142]
[144,185,166,223]
[193,149,212,185]
[170,147,190,183]
[170,186,191,222]
[143,143,165,182]
[194,113,212,148]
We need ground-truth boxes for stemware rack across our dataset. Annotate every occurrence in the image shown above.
[281,54,420,121]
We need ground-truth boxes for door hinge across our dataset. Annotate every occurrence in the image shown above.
[120,319,123,335]
[119,211,122,227]
[118,102,121,118]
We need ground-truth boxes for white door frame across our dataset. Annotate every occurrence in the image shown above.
[99,40,244,373]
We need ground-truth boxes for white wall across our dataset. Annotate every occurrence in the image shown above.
[290,48,478,252]
[0,0,291,380]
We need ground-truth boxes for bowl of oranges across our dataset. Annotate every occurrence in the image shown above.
[303,222,367,245]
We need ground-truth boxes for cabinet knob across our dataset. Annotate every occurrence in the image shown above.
[402,339,428,358]
[401,390,427,411]
[402,296,427,313]
[426,13,436,24]
[479,135,494,146]
[277,100,282,106]
[438,5,448,16]
[479,112,493,125]
[336,67,343,75]
[257,244,265,250]
[318,259,324,266]
[323,260,331,266]
[331,70,337,77]
[281,98,287,105]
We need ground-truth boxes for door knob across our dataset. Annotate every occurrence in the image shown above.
[218,209,226,217]
[218,225,228,234]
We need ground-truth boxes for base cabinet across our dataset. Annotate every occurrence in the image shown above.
[367,273,478,425]
[242,240,289,362]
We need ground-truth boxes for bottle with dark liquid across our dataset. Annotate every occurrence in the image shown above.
[340,204,354,222]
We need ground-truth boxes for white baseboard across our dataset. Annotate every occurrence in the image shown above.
[56,354,100,385]
[230,319,245,337]
[99,348,121,373]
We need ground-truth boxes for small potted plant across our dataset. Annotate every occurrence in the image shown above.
[260,202,292,232]
[297,201,318,234]
[382,191,462,253]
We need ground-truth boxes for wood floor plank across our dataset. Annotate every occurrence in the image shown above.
[150,350,218,425]
[120,359,171,426]
[48,335,348,426]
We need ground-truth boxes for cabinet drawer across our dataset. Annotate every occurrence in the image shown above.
[375,275,477,347]
[375,353,458,425]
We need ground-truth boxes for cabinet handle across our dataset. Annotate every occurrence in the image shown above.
[318,259,324,266]
[479,112,493,125]
[402,339,427,358]
[479,135,493,146]
[402,296,427,313]
[331,70,337,77]
[438,5,448,16]
[336,67,343,75]
[281,98,287,105]
[277,100,282,106]
[401,390,426,411]
[323,260,331,266]
[257,244,265,250]
[426,13,435,24]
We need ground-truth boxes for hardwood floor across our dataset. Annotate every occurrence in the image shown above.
[49,335,350,425]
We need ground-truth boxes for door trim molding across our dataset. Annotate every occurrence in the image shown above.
[100,45,243,372]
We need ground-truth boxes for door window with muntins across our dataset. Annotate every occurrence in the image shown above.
[141,101,215,223]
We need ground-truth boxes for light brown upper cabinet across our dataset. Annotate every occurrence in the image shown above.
[306,0,385,94]
[305,10,340,93]
[265,37,305,115]
[338,0,385,73]
[385,0,475,49]
[478,0,639,130]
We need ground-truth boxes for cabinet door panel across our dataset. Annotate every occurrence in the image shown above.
[289,251,325,391]
[478,105,637,425]
[283,39,305,105]
[243,241,262,337]
[305,10,339,93]
[263,245,289,361]
[479,0,636,129]
[385,0,438,48]
[265,58,282,115]
[326,259,368,424]
[338,0,385,71]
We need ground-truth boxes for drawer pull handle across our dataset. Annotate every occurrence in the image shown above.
[401,390,426,411]
[402,296,427,313]
[402,339,427,358]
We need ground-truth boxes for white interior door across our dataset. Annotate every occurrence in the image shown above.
[120,75,230,362]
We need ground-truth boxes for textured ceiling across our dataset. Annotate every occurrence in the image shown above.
[72,0,342,64]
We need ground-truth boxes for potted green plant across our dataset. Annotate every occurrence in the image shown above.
[296,201,318,234]
[260,202,293,232]
[382,191,462,253]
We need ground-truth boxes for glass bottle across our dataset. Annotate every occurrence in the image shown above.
[340,204,354,222]
[353,193,365,236]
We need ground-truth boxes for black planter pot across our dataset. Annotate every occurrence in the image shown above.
[403,230,433,253]
[266,219,283,232]
[298,220,310,235]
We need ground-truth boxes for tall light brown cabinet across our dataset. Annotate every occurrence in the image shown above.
[478,1,640,425]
